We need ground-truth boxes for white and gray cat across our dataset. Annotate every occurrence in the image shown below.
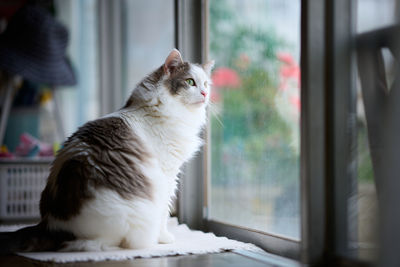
[0,49,214,253]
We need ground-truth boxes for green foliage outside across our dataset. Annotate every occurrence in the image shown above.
[358,122,375,183]
[208,0,374,238]
[209,0,299,188]
[209,0,375,188]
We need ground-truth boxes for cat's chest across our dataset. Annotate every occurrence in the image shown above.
[150,127,201,175]
[123,112,203,176]
[122,112,205,176]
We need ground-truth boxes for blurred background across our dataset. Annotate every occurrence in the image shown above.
[208,0,301,239]
[0,0,399,265]
[0,0,175,226]
[0,0,175,152]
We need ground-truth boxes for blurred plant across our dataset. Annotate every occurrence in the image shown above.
[358,122,374,183]
[212,67,241,89]
[211,67,241,102]
[275,52,301,153]
[209,0,299,187]
[208,0,303,237]
[209,0,373,189]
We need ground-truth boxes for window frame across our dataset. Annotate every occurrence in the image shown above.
[176,0,372,265]
[325,0,358,262]
[94,0,399,265]
[175,0,207,230]
[98,0,124,115]
[177,0,325,262]
[300,0,327,263]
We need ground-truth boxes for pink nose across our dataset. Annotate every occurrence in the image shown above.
[201,91,207,97]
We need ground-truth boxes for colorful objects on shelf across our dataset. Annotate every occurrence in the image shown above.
[14,133,53,158]
[0,145,14,158]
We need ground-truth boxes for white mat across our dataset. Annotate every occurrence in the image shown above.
[1,218,262,263]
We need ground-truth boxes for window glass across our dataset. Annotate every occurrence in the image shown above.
[55,0,99,137]
[122,0,175,99]
[208,0,301,239]
[357,0,399,33]
[56,0,175,136]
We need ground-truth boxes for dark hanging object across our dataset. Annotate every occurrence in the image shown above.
[0,5,76,86]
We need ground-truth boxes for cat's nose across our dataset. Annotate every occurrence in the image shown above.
[201,90,207,97]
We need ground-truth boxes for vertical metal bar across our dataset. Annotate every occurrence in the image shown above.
[98,0,123,115]
[175,0,203,62]
[0,77,14,145]
[174,0,180,50]
[300,0,326,264]
[176,0,206,230]
[325,0,357,260]
[98,0,109,115]
[51,86,66,141]
[202,0,211,220]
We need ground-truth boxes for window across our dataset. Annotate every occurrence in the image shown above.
[55,0,99,137]
[207,0,301,239]
[26,0,175,148]
[121,0,175,100]
[179,0,400,265]
[177,0,303,260]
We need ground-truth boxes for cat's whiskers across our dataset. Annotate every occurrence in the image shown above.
[208,102,224,128]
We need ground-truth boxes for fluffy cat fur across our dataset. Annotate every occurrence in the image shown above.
[0,49,214,253]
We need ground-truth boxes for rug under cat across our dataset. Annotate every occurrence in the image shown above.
[0,217,262,263]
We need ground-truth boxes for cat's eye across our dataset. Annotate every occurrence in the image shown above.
[186,78,196,86]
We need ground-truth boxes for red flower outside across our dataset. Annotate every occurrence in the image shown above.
[211,67,241,89]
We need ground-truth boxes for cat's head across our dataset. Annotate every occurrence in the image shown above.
[124,49,214,112]
[162,49,214,108]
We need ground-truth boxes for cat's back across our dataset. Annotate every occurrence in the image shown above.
[58,115,149,170]
[40,115,152,221]
[68,116,134,148]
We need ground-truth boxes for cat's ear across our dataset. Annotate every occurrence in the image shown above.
[202,60,215,76]
[164,49,183,75]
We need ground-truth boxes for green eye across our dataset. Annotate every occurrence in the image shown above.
[186,78,195,86]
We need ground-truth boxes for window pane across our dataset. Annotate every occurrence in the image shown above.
[55,0,99,136]
[357,0,399,33]
[122,0,175,100]
[208,0,300,239]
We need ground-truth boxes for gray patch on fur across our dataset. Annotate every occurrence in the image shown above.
[165,62,191,95]
[123,66,164,108]
[123,62,193,109]
[40,117,152,221]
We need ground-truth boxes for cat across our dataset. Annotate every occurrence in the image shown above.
[0,49,214,253]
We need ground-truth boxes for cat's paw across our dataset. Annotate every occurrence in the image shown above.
[158,231,175,244]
